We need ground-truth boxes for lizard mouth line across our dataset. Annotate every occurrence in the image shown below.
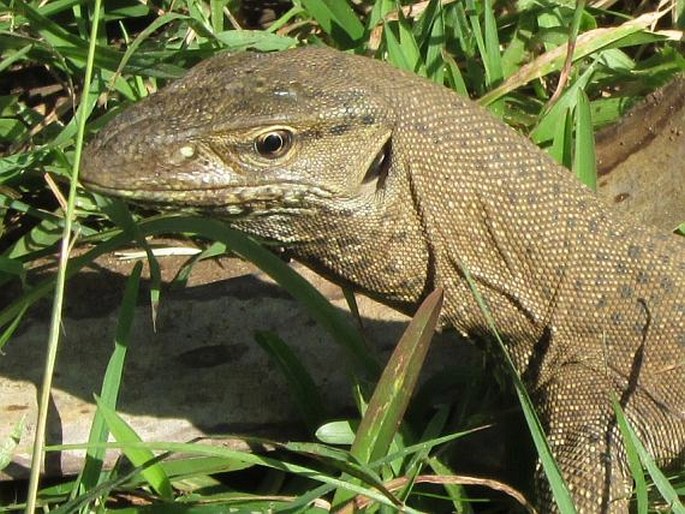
[82,178,335,207]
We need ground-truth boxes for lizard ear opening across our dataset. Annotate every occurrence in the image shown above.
[361,139,391,191]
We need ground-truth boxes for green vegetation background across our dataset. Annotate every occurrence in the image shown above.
[0,0,683,512]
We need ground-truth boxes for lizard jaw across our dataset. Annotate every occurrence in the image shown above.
[83,178,332,217]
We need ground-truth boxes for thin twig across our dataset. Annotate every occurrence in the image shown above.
[547,0,587,109]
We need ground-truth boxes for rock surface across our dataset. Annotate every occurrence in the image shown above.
[1,75,683,481]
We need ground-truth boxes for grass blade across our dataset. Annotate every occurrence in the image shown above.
[76,261,142,494]
[384,13,425,76]
[612,398,648,514]
[459,262,576,513]
[300,0,364,49]
[49,440,425,513]
[531,61,597,145]
[351,288,443,464]
[24,2,103,510]
[0,304,28,353]
[421,0,447,84]
[573,88,597,191]
[480,11,669,105]
[613,400,685,513]
[1,415,26,471]
[95,397,174,499]
[482,0,503,86]
[332,288,444,509]
[0,215,378,382]
[549,105,574,169]
[255,331,328,432]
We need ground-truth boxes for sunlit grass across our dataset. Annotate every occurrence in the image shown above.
[1,0,683,512]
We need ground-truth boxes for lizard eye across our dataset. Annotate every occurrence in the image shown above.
[254,129,293,159]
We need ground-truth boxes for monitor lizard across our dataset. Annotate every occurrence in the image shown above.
[80,46,685,513]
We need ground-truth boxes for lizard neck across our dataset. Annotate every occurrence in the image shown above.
[291,201,435,313]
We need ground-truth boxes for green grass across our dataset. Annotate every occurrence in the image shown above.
[1,0,684,512]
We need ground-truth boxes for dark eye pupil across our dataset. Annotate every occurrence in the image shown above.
[255,130,292,158]
[262,134,282,152]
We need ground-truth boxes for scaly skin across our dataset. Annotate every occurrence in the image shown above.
[80,47,685,512]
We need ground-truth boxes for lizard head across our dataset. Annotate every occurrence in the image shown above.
[81,48,402,243]
[82,47,433,306]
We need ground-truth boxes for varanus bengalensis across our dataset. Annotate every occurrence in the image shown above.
[80,47,685,513]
